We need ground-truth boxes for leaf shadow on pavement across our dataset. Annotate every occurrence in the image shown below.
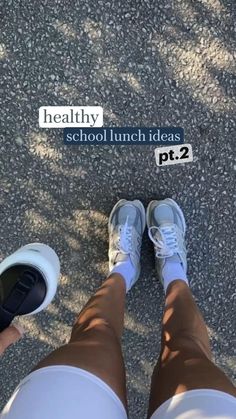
[0,1,235,417]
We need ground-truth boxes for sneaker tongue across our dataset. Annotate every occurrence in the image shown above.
[160,222,175,230]
[155,223,173,240]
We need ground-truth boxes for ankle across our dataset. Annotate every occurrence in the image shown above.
[109,257,136,292]
[166,279,190,296]
[106,273,127,293]
[162,260,188,294]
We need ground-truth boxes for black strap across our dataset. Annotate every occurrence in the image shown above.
[0,269,38,332]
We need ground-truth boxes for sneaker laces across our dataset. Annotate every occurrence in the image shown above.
[117,216,133,254]
[148,224,181,258]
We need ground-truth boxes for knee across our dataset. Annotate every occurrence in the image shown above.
[82,317,115,335]
[163,329,211,360]
[159,339,209,370]
[71,316,118,342]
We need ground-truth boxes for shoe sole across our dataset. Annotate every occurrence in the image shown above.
[146,198,186,234]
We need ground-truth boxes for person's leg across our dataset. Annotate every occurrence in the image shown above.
[33,199,146,411]
[34,273,128,408]
[146,199,236,417]
[148,279,236,417]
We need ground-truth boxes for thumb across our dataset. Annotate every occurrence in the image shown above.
[0,324,24,356]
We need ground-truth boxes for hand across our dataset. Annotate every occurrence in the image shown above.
[0,324,24,356]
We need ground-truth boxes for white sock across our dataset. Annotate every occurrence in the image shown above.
[110,256,136,292]
[162,260,189,294]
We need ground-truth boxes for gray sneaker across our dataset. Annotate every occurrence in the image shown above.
[108,199,146,289]
[146,198,187,285]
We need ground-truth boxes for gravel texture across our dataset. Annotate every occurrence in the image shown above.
[0,0,236,417]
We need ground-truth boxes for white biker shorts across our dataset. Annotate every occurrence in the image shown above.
[1,365,236,419]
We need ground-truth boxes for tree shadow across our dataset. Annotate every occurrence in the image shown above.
[0,1,236,417]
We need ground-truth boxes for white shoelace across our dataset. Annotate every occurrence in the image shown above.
[148,224,180,258]
[117,216,133,254]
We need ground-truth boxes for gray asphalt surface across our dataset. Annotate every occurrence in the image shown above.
[0,1,236,417]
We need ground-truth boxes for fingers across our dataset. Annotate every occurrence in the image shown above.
[0,324,24,356]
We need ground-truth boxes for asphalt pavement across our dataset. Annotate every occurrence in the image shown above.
[0,1,236,417]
